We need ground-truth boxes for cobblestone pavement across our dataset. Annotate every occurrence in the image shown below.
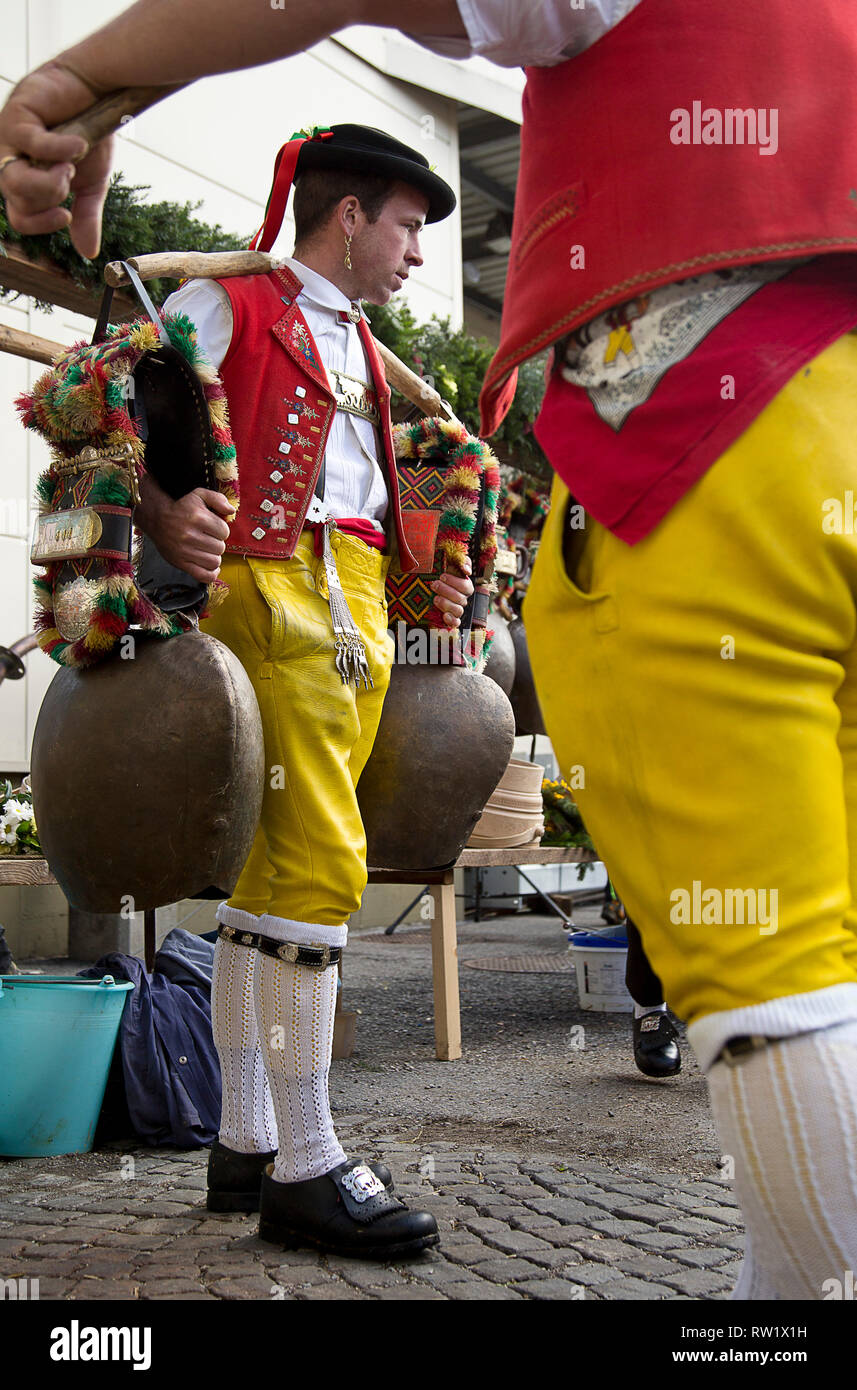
[0,1130,743,1301]
[4,908,743,1301]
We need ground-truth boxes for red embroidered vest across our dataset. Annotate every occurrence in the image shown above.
[480,0,857,435]
[217,266,417,571]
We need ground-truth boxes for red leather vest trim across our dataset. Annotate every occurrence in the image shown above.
[479,0,857,435]
[217,268,416,571]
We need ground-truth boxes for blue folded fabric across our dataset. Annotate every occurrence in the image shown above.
[79,929,220,1149]
[156,926,216,990]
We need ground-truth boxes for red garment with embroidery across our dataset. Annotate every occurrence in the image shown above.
[479,0,857,436]
[216,265,417,570]
[535,256,857,543]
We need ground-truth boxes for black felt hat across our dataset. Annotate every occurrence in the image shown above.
[295,124,457,224]
[250,123,457,253]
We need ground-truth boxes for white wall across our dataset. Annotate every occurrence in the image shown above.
[0,2,468,771]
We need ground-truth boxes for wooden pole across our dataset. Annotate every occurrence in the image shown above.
[0,241,137,320]
[103,250,275,287]
[104,250,457,421]
[377,342,456,422]
[0,321,65,365]
[50,85,188,156]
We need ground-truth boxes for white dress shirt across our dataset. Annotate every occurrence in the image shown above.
[415,0,643,67]
[162,258,388,530]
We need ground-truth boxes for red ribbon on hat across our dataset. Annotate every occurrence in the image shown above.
[249,126,334,254]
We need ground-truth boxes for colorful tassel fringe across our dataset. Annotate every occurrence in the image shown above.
[17,312,238,669]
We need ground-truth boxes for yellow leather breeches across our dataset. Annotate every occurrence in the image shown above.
[201,531,393,925]
[526,332,857,1026]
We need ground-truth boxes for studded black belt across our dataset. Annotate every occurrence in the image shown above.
[217,923,341,969]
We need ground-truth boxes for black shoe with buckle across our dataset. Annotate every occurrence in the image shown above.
[633,1011,681,1078]
[206,1142,393,1213]
[258,1157,439,1258]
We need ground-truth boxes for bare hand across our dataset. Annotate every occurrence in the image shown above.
[137,486,234,584]
[430,560,474,628]
[0,63,114,257]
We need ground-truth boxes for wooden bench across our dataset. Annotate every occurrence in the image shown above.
[368,845,597,1062]
[0,856,56,887]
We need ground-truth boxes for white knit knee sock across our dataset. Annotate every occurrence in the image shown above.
[211,916,278,1154]
[731,1231,782,1301]
[253,937,347,1184]
[707,1018,857,1300]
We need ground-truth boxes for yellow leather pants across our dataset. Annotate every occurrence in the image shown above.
[526,332,857,1028]
[200,531,393,925]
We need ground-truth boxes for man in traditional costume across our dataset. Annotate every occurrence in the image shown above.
[154,125,472,1256]
[3,0,857,1297]
[9,108,469,1255]
[150,126,471,1255]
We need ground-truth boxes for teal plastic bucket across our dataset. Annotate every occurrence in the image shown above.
[0,975,133,1157]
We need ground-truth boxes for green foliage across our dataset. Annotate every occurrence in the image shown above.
[541,776,597,878]
[0,170,248,310]
[369,297,551,478]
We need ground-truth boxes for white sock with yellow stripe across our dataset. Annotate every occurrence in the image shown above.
[706,1018,857,1299]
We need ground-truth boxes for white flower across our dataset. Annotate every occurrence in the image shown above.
[0,819,18,845]
[2,799,31,828]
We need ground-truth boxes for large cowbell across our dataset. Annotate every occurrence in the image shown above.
[26,265,263,913]
[357,663,515,870]
[31,630,264,913]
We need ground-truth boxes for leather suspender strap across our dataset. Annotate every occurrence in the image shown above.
[123,262,171,346]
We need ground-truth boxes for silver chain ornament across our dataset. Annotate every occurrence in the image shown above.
[305,496,373,689]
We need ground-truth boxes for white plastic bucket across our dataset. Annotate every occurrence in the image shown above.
[567,931,633,1013]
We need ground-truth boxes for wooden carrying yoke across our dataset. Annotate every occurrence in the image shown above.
[102,252,458,422]
[1,250,457,424]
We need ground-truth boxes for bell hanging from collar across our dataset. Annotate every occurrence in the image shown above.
[22,266,265,913]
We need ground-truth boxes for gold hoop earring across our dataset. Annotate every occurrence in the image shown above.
[344,235,353,271]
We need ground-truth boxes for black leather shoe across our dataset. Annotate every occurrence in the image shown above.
[633,1011,681,1078]
[206,1141,393,1213]
[207,1142,278,1212]
[258,1158,440,1258]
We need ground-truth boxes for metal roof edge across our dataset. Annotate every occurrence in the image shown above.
[334,27,524,124]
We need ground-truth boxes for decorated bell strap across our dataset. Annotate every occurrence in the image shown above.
[388,418,501,669]
[17,308,239,669]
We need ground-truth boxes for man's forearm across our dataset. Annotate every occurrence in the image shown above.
[132,471,168,538]
[58,0,466,92]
